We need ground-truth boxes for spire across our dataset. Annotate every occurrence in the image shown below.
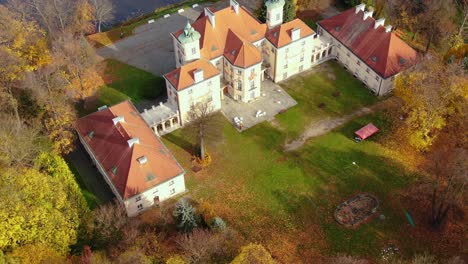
[183,21,192,36]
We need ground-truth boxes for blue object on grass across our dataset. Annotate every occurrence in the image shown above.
[405,210,416,227]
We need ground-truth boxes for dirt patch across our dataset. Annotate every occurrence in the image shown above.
[327,72,336,80]
[284,97,400,152]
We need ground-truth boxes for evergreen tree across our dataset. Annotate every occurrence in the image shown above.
[283,0,296,23]
[173,199,198,233]
[257,0,267,23]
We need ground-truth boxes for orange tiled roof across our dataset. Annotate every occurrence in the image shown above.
[224,30,262,68]
[76,100,184,200]
[318,7,417,78]
[173,5,267,67]
[266,19,315,48]
[164,59,220,91]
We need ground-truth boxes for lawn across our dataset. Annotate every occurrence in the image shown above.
[276,61,379,138]
[79,59,166,116]
[162,109,421,262]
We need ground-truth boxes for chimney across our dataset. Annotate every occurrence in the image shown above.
[385,25,392,33]
[204,8,215,27]
[355,3,365,14]
[291,28,301,41]
[374,18,385,29]
[193,69,204,83]
[137,155,148,165]
[112,116,125,125]
[363,10,373,20]
[230,0,239,14]
[127,137,140,147]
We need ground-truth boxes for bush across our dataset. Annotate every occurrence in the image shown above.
[173,199,198,233]
[210,217,227,231]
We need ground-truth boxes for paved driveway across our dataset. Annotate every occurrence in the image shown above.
[96,0,262,76]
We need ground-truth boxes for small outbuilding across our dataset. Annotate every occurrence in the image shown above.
[354,123,379,142]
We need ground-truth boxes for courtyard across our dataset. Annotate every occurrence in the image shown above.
[221,79,297,131]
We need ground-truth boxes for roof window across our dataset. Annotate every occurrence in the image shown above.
[111,166,117,174]
[273,31,278,38]
[250,29,257,35]
[88,131,94,139]
[137,155,148,165]
[399,57,406,65]
[146,173,156,182]
[371,56,377,63]
[335,26,341,31]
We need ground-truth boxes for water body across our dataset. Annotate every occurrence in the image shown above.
[110,0,185,25]
[0,0,186,25]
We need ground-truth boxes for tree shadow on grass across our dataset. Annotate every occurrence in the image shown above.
[163,132,194,155]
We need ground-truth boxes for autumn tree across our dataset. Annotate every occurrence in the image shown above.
[231,243,275,264]
[52,32,103,101]
[394,57,468,151]
[184,101,222,161]
[90,0,114,33]
[0,114,45,167]
[7,0,94,36]
[86,200,140,250]
[0,167,83,254]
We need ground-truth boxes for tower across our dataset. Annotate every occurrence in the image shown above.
[265,0,285,28]
[176,21,201,66]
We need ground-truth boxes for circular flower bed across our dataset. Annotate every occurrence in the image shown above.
[334,193,379,227]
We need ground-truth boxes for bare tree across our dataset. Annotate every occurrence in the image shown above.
[184,101,222,160]
[90,0,114,33]
[458,0,468,35]
[0,114,45,167]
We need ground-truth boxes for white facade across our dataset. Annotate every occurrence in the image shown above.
[124,174,186,216]
[223,60,262,103]
[166,73,222,125]
[317,25,395,95]
[265,0,285,28]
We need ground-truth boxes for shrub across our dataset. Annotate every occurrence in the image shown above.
[210,217,227,231]
[173,199,198,233]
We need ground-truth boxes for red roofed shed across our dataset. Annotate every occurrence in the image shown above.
[355,123,379,140]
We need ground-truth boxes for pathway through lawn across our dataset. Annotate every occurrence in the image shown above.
[284,97,400,151]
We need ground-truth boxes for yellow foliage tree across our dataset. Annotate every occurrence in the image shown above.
[231,244,276,264]
[395,57,468,151]
[8,243,65,264]
[166,255,187,264]
[0,166,83,255]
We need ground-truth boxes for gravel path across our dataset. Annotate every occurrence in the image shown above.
[283,97,400,152]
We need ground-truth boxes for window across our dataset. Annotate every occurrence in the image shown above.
[283,72,287,80]
[191,47,196,54]
[237,95,242,101]
[366,68,370,74]
[347,52,350,57]
[153,189,158,194]
[188,89,192,94]
[276,13,280,20]
[250,81,255,89]
[237,69,242,74]
[338,44,341,49]
[170,188,176,195]
[302,41,305,46]
[251,69,255,75]
[169,180,174,186]
[357,60,361,66]
[271,47,274,52]
[300,56,304,62]
[375,75,380,81]
[299,65,304,72]
[208,80,212,86]
[286,48,289,53]
[284,64,288,69]
[137,204,143,210]
[136,196,141,202]
[237,82,242,91]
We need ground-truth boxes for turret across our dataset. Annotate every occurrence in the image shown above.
[176,21,201,65]
[265,0,285,28]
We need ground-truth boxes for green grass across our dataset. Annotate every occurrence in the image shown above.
[102,59,165,103]
[78,59,165,116]
[162,109,419,260]
[276,61,379,138]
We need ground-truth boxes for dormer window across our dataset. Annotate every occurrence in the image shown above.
[111,166,117,174]
[399,57,407,65]
[88,131,94,139]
